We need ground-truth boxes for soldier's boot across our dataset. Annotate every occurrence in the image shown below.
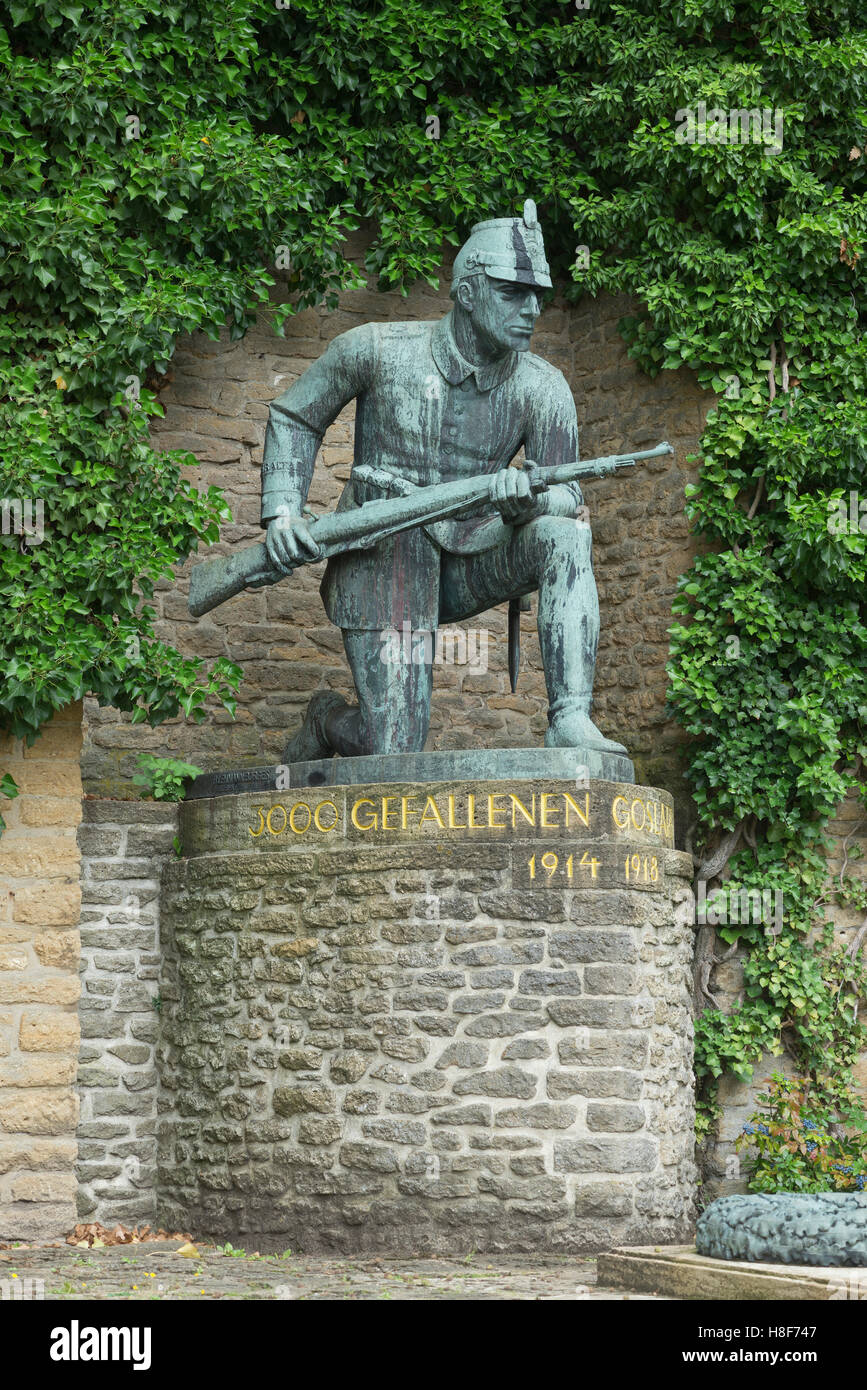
[282,690,349,764]
[545,708,627,755]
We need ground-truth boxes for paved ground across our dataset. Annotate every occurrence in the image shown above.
[0,1241,668,1300]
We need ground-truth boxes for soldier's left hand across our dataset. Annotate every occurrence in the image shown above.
[490,467,543,524]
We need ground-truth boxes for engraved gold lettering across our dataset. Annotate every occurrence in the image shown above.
[289,801,311,835]
[401,796,418,830]
[351,798,377,831]
[447,795,466,829]
[510,794,536,828]
[419,796,445,828]
[249,807,265,838]
[467,794,484,829]
[487,794,507,829]
[612,796,630,830]
[540,793,559,828]
[630,798,646,831]
[563,792,590,829]
[381,796,398,830]
[313,800,338,832]
[266,804,287,836]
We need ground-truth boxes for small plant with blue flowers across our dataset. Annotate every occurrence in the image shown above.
[736,1073,867,1193]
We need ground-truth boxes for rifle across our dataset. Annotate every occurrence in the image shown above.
[187,442,673,618]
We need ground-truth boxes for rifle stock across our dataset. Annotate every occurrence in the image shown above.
[188,543,274,617]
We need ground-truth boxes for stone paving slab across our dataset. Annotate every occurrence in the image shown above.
[0,1242,670,1301]
[599,1245,867,1301]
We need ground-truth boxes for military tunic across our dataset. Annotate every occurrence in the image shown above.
[261,311,583,631]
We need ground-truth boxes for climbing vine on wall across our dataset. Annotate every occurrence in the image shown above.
[560,4,867,1152]
[2,0,866,1162]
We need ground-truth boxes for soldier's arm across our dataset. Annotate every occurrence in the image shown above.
[522,368,583,517]
[261,323,376,523]
[262,323,376,569]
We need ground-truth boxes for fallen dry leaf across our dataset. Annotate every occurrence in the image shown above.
[65,1222,192,1248]
[840,237,860,268]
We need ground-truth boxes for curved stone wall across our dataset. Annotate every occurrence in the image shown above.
[156,778,697,1253]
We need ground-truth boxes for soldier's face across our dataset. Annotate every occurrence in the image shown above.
[465,276,542,355]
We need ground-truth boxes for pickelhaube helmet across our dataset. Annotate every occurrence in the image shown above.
[450,198,552,293]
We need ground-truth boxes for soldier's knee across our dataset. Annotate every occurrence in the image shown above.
[524,514,591,553]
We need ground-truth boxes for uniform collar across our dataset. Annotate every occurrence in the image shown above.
[431,311,518,392]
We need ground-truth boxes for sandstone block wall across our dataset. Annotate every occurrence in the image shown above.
[0,702,83,1241]
[82,234,710,826]
[75,800,178,1228]
[62,785,865,1233]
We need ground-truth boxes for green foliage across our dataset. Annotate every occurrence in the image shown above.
[2,0,866,1161]
[647,0,867,1146]
[736,1075,867,1193]
[132,753,201,802]
[1,369,243,740]
[0,770,18,838]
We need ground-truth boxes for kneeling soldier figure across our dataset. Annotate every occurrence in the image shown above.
[261,199,626,762]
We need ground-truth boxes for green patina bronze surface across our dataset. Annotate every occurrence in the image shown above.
[186,746,636,797]
[186,199,672,770]
[696,1194,867,1266]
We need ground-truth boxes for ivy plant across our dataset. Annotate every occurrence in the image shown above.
[0,771,18,836]
[132,753,203,802]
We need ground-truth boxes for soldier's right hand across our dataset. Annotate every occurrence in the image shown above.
[265,512,322,573]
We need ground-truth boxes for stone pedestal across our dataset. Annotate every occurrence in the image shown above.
[156,777,697,1252]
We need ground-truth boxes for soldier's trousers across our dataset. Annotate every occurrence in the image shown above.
[325,514,600,757]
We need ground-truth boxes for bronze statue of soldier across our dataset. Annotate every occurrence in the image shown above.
[256,199,628,763]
